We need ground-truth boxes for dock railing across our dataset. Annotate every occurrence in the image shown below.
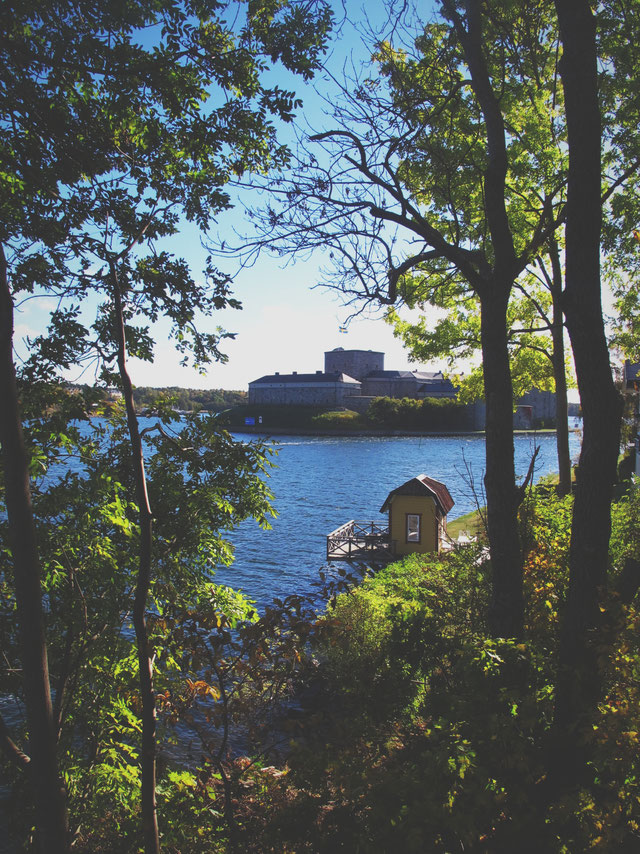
[326,520,395,562]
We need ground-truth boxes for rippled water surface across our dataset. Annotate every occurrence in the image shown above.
[216,431,582,607]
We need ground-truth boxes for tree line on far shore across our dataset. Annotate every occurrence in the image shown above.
[131,386,246,413]
[69,384,248,413]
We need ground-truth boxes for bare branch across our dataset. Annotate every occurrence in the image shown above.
[0,711,30,771]
[517,446,541,507]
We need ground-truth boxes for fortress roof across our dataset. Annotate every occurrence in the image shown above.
[365,370,454,386]
[413,371,446,380]
[249,371,360,385]
[366,370,415,379]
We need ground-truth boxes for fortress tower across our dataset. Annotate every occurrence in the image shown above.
[324,347,384,381]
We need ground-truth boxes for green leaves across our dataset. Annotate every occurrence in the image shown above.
[2,0,334,380]
[102,483,137,538]
[1,391,278,844]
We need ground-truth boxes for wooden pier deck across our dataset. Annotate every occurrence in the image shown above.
[326,520,395,563]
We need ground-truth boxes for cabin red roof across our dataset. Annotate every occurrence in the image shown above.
[380,474,454,516]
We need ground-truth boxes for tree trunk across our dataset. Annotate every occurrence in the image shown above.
[555,0,622,642]
[110,263,160,854]
[0,247,69,853]
[552,0,623,780]
[450,1,524,638]
[548,241,572,497]
[480,286,523,638]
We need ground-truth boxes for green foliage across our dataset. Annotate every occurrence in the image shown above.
[1,0,333,848]
[387,262,576,406]
[138,386,246,412]
[0,389,278,848]
[609,483,640,574]
[365,396,473,430]
[600,0,640,362]
[6,452,639,853]
[520,487,573,643]
[3,0,335,384]
[310,409,364,429]
[320,550,489,707]
[229,488,640,853]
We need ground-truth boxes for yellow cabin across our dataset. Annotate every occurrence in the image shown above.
[380,474,455,556]
[327,473,454,562]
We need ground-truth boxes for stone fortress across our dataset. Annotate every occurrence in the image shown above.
[248,348,457,411]
[248,347,557,430]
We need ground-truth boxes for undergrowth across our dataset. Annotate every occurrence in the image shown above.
[14,487,639,852]
[233,486,640,853]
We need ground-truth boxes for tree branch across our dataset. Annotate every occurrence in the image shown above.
[0,711,31,771]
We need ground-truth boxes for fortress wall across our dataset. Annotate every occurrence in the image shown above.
[249,381,361,407]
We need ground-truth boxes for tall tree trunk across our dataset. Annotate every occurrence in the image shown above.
[447,0,524,638]
[480,286,523,638]
[0,246,69,853]
[110,262,160,854]
[548,241,572,497]
[552,0,623,779]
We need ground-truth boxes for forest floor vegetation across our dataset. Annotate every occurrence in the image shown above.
[82,486,640,850]
[4,480,639,852]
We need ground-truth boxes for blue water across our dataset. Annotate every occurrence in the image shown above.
[36,422,582,607]
[215,431,582,607]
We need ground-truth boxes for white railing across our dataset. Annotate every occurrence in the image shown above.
[326,520,394,561]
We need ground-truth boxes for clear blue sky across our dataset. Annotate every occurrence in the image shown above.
[13,2,443,392]
[11,1,583,397]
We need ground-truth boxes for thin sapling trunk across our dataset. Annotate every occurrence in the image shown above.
[110,261,160,854]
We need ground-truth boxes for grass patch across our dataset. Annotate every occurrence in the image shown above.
[447,508,486,541]
[310,409,365,429]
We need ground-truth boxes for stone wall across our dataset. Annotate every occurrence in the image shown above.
[249,379,362,407]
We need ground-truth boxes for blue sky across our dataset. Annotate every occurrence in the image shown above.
[11,1,584,398]
[171,1,446,392]
[12,2,441,391]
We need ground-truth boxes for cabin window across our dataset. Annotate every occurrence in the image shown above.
[406,513,421,543]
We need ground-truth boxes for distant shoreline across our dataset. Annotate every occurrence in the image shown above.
[232,426,573,438]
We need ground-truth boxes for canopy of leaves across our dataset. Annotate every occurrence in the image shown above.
[2,0,333,379]
[230,0,567,317]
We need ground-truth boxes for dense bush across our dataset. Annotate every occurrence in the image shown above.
[233,487,640,853]
[366,396,473,430]
[310,409,364,429]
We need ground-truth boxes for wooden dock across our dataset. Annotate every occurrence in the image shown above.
[326,520,395,562]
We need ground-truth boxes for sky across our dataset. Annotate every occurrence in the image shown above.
[13,1,445,392]
[158,2,447,392]
[10,0,588,398]
[126,256,429,390]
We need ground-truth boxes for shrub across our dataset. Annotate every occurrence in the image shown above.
[240,488,640,853]
[310,409,364,429]
[365,396,472,430]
